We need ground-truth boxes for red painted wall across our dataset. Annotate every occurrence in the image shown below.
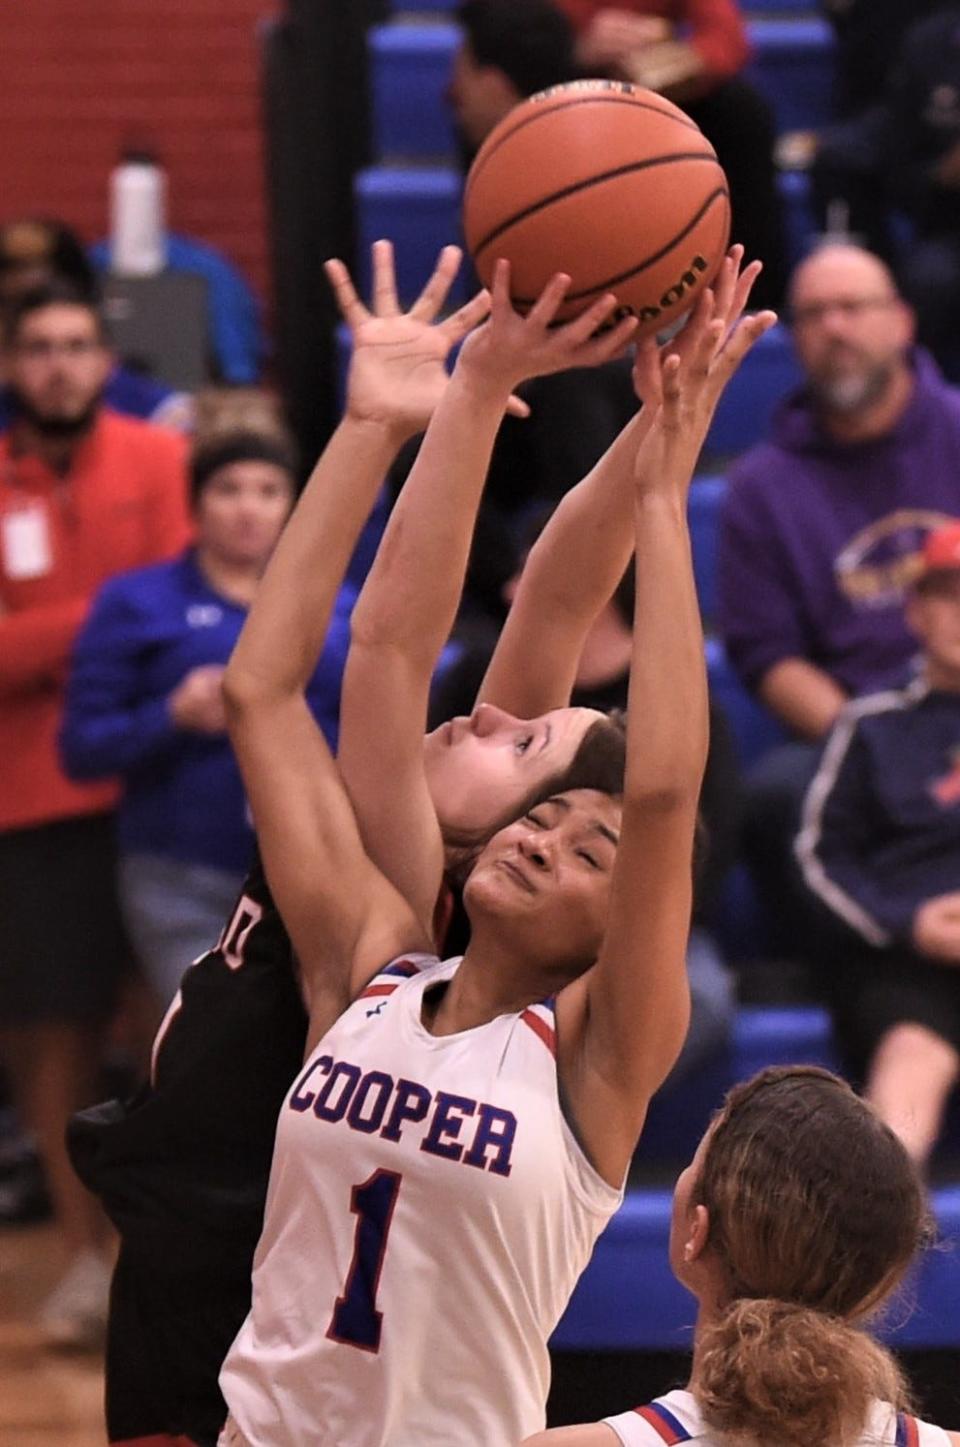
[0,0,273,304]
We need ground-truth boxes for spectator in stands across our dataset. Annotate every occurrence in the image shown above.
[717,242,960,963]
[60,432,352,1017]
[887,4,960,381]
[808,0,945,259]
[796,521,960,1166]
[0,280,191,1345]
[553,0,786,308]
[432,534,743,1083]
[0,218,191,431]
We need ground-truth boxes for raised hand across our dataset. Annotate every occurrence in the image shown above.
[632,244,762,413]
[456,258,639,398]
[324,239,522,443]
[633,278,777,499]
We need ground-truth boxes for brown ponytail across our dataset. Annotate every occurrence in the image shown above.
[688,1067,932,1446]
[696,1298,909,1447]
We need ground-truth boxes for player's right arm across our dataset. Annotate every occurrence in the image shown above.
[477,248,761,719]
[225,244,495,1031]
[337,268,636,929]
[556,295,777,1189]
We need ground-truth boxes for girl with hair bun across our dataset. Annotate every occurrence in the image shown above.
[524,1065,958,1447]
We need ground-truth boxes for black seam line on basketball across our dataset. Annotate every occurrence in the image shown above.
[465,94,706,196]
[472,156,725,260]
[511,186,729,305]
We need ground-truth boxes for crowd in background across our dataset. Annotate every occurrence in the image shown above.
[2,0,960,1352]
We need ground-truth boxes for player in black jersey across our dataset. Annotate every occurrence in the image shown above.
[70,242,765,1446]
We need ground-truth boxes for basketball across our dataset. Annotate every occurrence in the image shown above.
[463,79,731,335]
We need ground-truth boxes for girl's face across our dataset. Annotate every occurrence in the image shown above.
[462,789,622,976]
[195,461,294,570]
[422,703,605,838]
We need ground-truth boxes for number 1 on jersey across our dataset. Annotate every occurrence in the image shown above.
[327,1169,402,1353]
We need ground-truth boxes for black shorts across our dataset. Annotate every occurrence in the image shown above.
[830,943,960,1082]
[106,1247,252,1447]
[0,813,129,1024]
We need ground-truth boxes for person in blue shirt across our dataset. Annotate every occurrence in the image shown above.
[796,519,960,1168]
[60,430,354,1014]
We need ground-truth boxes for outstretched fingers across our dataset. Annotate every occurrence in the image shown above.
[632,334,664,408]
[441,288,494,345]
[409,245,464,322]
[324,257,369,329]
[713,308,779,381]
[524,269,574,327]
[574,309,639,366]
[723,256,764,341]
[370,238,401,317]
[712,245,741,323]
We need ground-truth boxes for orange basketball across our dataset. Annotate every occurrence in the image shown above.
[463,79,731,335]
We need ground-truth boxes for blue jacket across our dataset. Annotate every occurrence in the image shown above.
[60,550,353,874]
[796,680,960,944]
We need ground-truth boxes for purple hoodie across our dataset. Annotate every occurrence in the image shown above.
[718,349,960,698]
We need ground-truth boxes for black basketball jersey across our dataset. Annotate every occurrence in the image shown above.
[68,857,309,1273]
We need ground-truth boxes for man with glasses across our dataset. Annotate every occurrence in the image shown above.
[716,241,960,979]
[0,279,190,1346]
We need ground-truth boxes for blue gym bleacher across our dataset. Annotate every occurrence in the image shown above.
[355,1,960,1353]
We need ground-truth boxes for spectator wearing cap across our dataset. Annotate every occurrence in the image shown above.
[795,519,960,1166]
[0,218,191,431]
[61,432,353,1014]
[0,278,191,1344]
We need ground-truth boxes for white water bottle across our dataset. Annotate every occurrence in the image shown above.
[109,152,167,275]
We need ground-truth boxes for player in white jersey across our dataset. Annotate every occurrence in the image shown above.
[524,1066,959,1447]
[218,251,776,1444]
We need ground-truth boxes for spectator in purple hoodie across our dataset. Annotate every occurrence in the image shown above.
[717,242,960,965]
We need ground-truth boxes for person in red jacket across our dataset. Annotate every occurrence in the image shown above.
[0,278,191,1346]
[551,0,787,308]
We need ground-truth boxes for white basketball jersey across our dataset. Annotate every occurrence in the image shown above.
[604,1389,952,1446]
[220,955,623,1447]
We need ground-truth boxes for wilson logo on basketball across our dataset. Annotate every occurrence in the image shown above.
[612,255,710,325]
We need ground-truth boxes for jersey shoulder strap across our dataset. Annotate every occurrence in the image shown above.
[633,1400,694,1443]
[356,952,439,1002]
[896,1414,920,1447]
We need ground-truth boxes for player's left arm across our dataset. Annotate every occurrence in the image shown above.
[478,248,760,718]
[556,297,777,1189]
[521,1426,620,1446]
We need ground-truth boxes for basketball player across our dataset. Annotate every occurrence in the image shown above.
[70,242,763,1446]
[216,261,776,1445]
[522,1066,959,1447]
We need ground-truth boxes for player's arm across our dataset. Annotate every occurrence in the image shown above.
[557,296,777,1189]
[521,1427,620,1446]
[225,244,493,1023]
[338,266,637,929]
[478,248,761,718]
